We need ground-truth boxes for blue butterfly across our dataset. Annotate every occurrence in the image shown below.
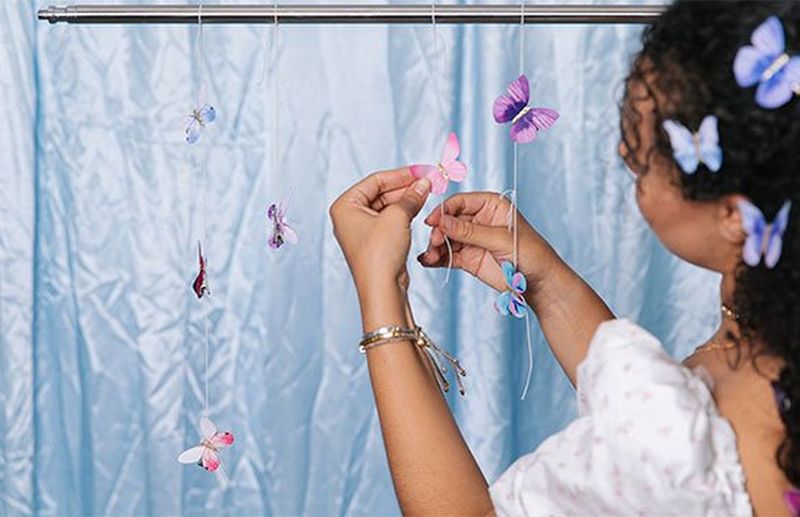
[661,116,722,174]
[185,104,216,144]
[738,199,792,269]
[733,15,800,109]
[494,261,528,318]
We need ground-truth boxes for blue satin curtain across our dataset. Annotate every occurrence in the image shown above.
[1,0,720,515]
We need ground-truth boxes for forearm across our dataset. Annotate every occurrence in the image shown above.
[358,282,492,515]
[525,247,614,385]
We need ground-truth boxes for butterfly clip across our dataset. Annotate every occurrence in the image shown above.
[734,15,800,109]
[661,115,722,174]
[494,261,528,318]
[193,241,210,299]
[267,198,298,250]
[177,416,234,472]
[738,199,792,268]
[785,489,800,517]
[410,132,468,196]
[493,74,559,144]
[185,104,216,144]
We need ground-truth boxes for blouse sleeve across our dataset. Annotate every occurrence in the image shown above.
[489,319,751,517]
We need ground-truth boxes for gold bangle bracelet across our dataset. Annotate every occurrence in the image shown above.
[358,325,417,353]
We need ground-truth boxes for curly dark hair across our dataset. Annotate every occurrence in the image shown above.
[620,0,800,487]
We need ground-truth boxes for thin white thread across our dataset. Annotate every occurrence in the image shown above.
[431,1,453,284]
[273,3,280,188]
[511,1,525,269]
[196,1,211,417]
[520,311,533,400]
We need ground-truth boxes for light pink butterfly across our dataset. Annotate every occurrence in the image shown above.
[267,198,298,250]
[177,416,234,472]
[410,132,468,195]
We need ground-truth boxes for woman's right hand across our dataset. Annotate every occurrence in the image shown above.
[418,192,560,296]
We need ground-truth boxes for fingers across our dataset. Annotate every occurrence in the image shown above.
[438,213,511,251]
[424,192,502,226]
[384,178,432,222]
[369,185,411,211]
[347,167,415,206]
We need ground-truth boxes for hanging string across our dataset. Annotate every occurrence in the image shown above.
[195,1,211,417]
[511,1,525,268]
[516,1,534,400]
[273,2,280,186]
[430,1,454,284]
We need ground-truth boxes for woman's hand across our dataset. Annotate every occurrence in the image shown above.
[329,167,431,316]
[418,192,559,295]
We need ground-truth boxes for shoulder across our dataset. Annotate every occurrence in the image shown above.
[490,319,752,516]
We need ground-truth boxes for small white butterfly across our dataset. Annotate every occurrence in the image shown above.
[177,416,234,472]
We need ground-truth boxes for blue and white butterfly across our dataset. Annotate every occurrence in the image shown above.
[733,15,800,109]
[185,104,216,144]
[661,115,722,174]
[494,260,528,318]
[738,199,792,269]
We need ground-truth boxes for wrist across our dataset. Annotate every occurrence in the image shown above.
[357,279,408,334]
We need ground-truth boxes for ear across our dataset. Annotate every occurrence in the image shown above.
[717,194,747,244]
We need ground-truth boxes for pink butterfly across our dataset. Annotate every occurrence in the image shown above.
[177,416,234,472]
[493,74,559,144]
[267,198,298,250]
[192,241,210,299]
[410,132,468,195]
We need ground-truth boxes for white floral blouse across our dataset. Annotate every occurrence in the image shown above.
[489,319,752,516]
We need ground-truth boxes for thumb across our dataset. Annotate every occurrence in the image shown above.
[392,178,431,221]
[439,214,511,252]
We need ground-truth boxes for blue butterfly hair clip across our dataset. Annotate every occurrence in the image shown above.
[661,116,722,174]
[734,15,800,109]
[738,199,792,268]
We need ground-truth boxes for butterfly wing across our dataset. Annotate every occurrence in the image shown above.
[198,104,216,124]
[662,120,699,174]
[209,431,235,449]
[754,56,800,109]
[199,416,217,440]
[738,199,767,266]
[410,164,447,195]
[784,489,800,516]
[440,132,461,165]
[697,115,723,172]
[281,223,299,244]
[200,447,221,472]
[185,118,201,144]
[494,291,512,316]
[444,161,468,183]
[508,292,528,319]
[765,200,792,268]
[501,260,516,288]
[493,74,530,123]
[177,445,205,465]
[511,271,527,294]
[752,16,785,58]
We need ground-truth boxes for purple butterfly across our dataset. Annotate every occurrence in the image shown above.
[267,199,298,250]
[493,74,559,144]
[192,241,210,299]
[738,199,792,268]
[661,116,722,174]
[494,260,528,318]
[733,15,800,109]
[785,489,800,517]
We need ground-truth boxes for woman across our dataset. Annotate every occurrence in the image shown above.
[329,1,799,514]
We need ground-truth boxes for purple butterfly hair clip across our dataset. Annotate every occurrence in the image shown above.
[786,489,800,517]
[493,74,559,144]
[733,15,800,109]
[267,198,298,250]
[737,199,792,268]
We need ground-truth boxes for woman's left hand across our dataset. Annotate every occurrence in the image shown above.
[329,167,432,303]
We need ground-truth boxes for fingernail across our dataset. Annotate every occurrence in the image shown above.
[414,178,431,194]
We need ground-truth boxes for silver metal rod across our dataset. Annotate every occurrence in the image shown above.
[38,4,666,25]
